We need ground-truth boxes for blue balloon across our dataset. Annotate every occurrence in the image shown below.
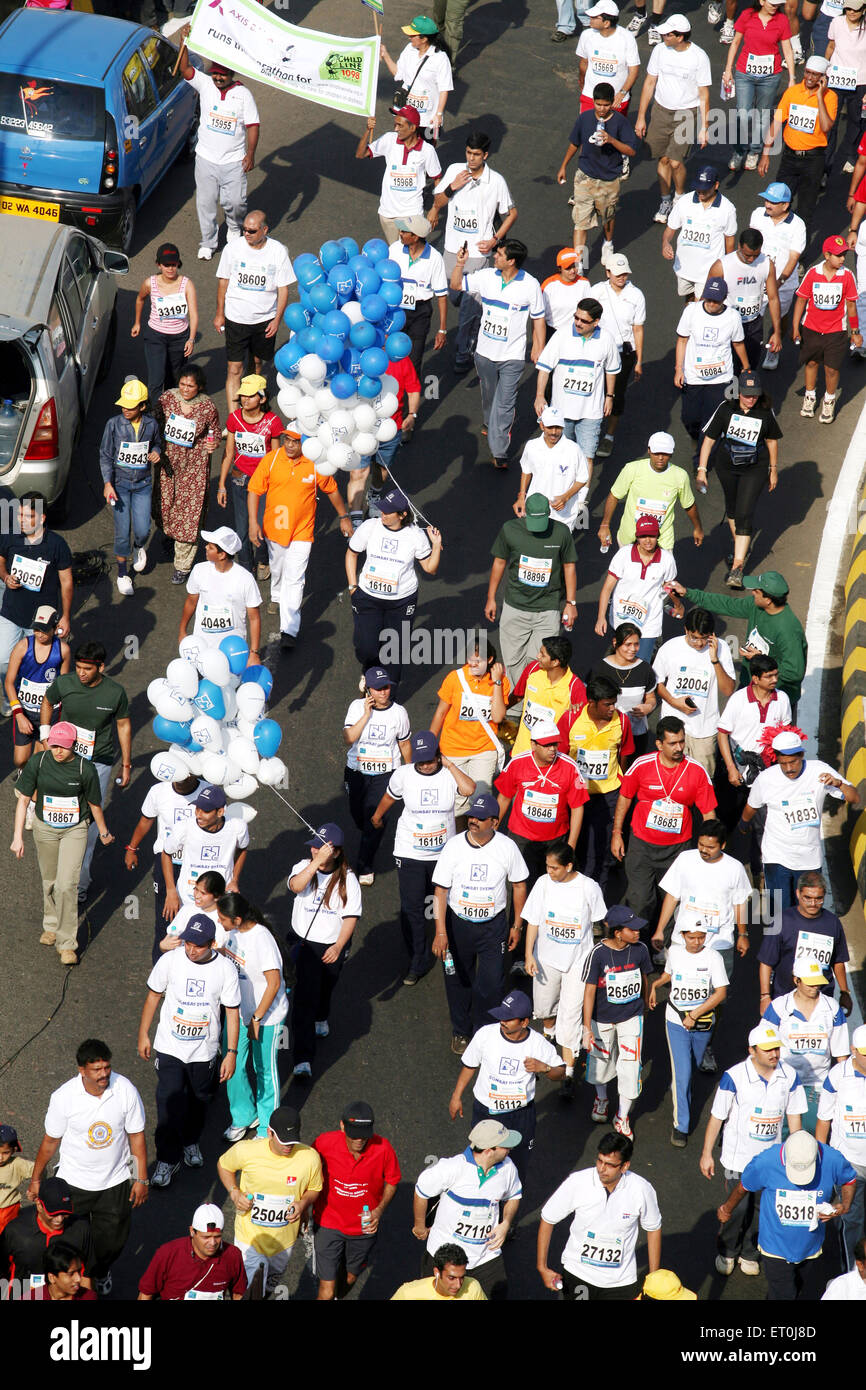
[348,253,374,276]
[377,259,402,283]
[379,279,403,308]
[322,309,351,339]
[284,302,311,334]
[327,263,356,300]
[152,715,192,746]
[319,239,348,272]
[296,258,325,289]
[341,345,364,378]
[298,286,315,311]
[274,339,305,377]
[331,371,357,399]
[363,237,390,264]
[360,346,388,377]
[219,635,250,675]
[382,309,407,335]
[318,333,344,364]
[293,252,320,276]
[252,717,282,758]
[349,319,378,350]
[309,282,338,314]
[361,293,388,323]
[338,236,361,259]
[241,664,274,699]
[355,266,382,298]
[386,330,413,362]
[187,740,203,753]
[311,312,330,334]
[358,373,383,399]
[194,679,226,722]
[298,325,326,354]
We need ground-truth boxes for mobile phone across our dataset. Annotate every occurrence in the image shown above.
[461,241,468,254]
[684,697,697,709]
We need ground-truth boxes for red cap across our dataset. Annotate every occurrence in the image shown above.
[390,104,421,126]
[823,234,848,256]
[635,514,661,537]
[209,62,233,77]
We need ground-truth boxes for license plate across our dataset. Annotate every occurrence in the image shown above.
[0,195,59,222]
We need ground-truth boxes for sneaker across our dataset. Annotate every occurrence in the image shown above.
[719,17,735,41]
[314,1020,329,1037]
[614,1113,634,1139]
[403,970,421,986]
[279,632,296,652]
[268,600,279,614]
[197,247,214,260]
[654,194,674,224]
[183,1143,203,1168]
[358,872,375,886]
[151,1160,180,1188]
[600,239,615,266]
[366,488,383,515]
[761,347,780,370]
[39,931,56,945]
[627,11,646,33]
[671,1128,688,1147]
[738,1256,760,1276]
[257,562,270,582]
[293,1062,313,1083]
[25,800,35,831]
[820,393,836,423]
[791,36,804,62]
[94,1273,113,1296]
[843,160,856,174]
[648,23,662,43]
[621,155,631,180]
[171,568,188,585]
[707,0,722,22]
[223,1122,254,1142]
[800,392,816,418]
[59,950,78,966]
[550,27,573,40]
[715,1254,735,1275]
[559,1075,575,1101]
[728,152,744,171]
[451,1034,471,1055]
[591,1097,609,1123]
[596,434,614,457]
[744,151,759,170]
[699,1044,718,1073]
[453,356,473,376]
[116,574,134,596]
[725,565,744,589]
[132,546,147,573]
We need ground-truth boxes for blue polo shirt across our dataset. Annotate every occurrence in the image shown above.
[567,110,636,180]
[741,1141,857,1263]
[757,907,849,999]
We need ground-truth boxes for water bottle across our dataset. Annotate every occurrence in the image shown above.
[206,427,217,450]
[600,540,611,554]
[553,1276,563,1291]
[444,949,456,976]
[361,1204,373,1232]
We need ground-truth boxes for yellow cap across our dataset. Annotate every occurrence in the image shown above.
[238,374,267,398]
[115,379,148,408]
[641,1269,697,1300]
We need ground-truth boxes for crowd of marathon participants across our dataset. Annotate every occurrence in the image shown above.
[3,0,866,1304]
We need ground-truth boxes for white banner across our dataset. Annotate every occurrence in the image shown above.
[187,0,381,117]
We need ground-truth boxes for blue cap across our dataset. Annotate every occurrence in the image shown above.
[196,784,227,810]
[468,792,499,820]
[606,904,647,931]
[411,730,440,762]
[0,1124,20,1150]
[306,821,344,848]
[364,665,393,690]
[702,276,728,303]
[179,912,217,943]
[759,181,792,203]
[490,989,533,1021]
[692,164,719,189]
[379,487,411,514]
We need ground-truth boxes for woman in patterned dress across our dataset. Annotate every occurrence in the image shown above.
[157,366,220,583]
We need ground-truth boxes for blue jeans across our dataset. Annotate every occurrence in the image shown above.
[112,475,152,560]
[666,1015,713,1134]
[825,83,866,171]
[555,0,590,31]
[565,414,603,459]
[762,861,801,913]
[733,70,781,155]
[230,474,266,573]
[638,635,659,663]
[837,1174,865,1271]
[809,10,833,63]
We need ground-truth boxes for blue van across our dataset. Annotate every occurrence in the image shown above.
[0,10,198,251]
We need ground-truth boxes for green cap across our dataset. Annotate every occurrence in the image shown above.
[402,14,439,34]
[524,494,551,533]
[743,570,788,599]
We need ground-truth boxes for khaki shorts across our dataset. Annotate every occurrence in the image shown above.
[647,104,696,163]
[572,169,621,230]
[677,275,700,299]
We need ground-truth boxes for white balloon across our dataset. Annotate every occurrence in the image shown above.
[276,371,296,393]
[147,677,168,708]
[303,437,324,462]
[314,458,339,476]
[165,658,199,698]
[342,300,364,323]
[328,441,351,469]
[256,755,288,787]
[375,391,399,420]
[228,736,260,775]
[223,756,242,786]
[150,751,186,783]
[336,390,357,410]
[190,713,223,751]
[352,402,377,431]
[298,353,327,383]
[343,449,362,471]
[352,431,378,456]
[376,416,398,443]
[317,422,335,450]
[235,716,260,742]
[198,647,232,688]
[226,802,258,823]
[225,773,258,800]
[329,408,353,440]
[153,683,193,723]
[295,373,318,395]
[178,635,204,668]
[277,386,302,416]
[221,684,238,722]
[315,386,338,414]
[201,750,228,785]
[169,744,201,777]
[235,684,267,723]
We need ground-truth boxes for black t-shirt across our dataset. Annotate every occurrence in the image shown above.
[703,399,782,467]
[0,530,72,627]
[0,1207,94,1282]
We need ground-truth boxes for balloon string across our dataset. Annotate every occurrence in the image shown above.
[378,462,440,537]
[266,783,325,841]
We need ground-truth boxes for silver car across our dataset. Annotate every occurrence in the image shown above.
[0,213,128,515]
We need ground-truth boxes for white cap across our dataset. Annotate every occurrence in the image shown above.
[529,719,562,745]
[749,1021,783,1050]
[805,55,829,72]
[648,431,675,455]
[201,527,242,556]
[585,0,619,15]
[191,1203,225,1232]
[771,731,804,755]
[607,253,631,275]
[783,1131,818,1185]
[657,12,691,31]
[540,406,564,427]
[852,1024,866,1054]
[793,960,828,986]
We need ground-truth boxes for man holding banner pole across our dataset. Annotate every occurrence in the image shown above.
[356,107,442,246]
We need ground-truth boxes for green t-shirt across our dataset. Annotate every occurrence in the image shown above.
[491,517,577,612]
[684,587,807,700]
[611,457,695,550]
[17,749,102,826]
[45,673,130,765]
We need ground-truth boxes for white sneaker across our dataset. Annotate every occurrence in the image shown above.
[762,347,780,370]
[791,37,804,62]
[94,1273,113,1296]
[627,10,646,32]
[197,247,214,260]
[654,194,674,224]
[132,545,147,573]
[359,872,375,886]
[648,23,661,43]
[715,1254,735,1275]
[183,1143,203,1168]
[116,574,134,596]
[728,151,744,171]
[844,160,856,174]
[744,152,759,170]
[707,1,722,22]
[800,392,816,418]
[820,393,837,423]
[314,1020,330,1037]
[151,1160,180,1188]
[719,17,735,41]
[600,240,615,266]
[223,1122,252,1142]
[738,1256,761,1276]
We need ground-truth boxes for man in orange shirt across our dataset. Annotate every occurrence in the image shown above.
[430,633,511,816]
[248,424,353,652]
[758,56,837,228]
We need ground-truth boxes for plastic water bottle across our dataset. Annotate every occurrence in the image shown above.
[600,540,611,554]
[361,1204,373,1232]
[553,1276,563,1291]
[444,949,456,976]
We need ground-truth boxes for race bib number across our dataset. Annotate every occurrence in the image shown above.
[400,284,418,310]
[786,1022,828,1054]
[42,794,80,828]
[155,292,188,321]
[487,1076,527,1110]
[726,413,762,446]
[164,413,195,448]
[734,294,762,322]
[233,266,274,293]
[669,969,711,1009]
[200,603,233,633]
[695,353,726,380]
[73,724,95,759]
[389,161,420,192]
[578,1230,623,1267]
[10,553,48,591]
[613,593,647,627]
[681,221,712,247]
[575,746,612,782]
[671,666,711,701]
[749,1110,782,1142]
[794,929,833,968]
[249,1193,293,1228]
[207,108,238,135]
[829,64,857,90]
[170,1005,209,1041]
[18,675,47,713]
[522,787,559,822]
[184,1289,224,1300]
[646,798,684,835]
[116,440,149,469]
[517,554,553,588]
[745,626,770,655]
[781,795,820,829]
[605,964,641,1003]
[544,908,584,943]
[591,55,619,76]
[235,430,267,457]
[407,89,432,115]
[357,742,391,775]
[481,303,510,341]
[452,209,479,234]
[635,495,668,521]
[811,281,843,310]
[456,883,496,920]
[522,699,556,734]
[452,1206,496,1245]
[364,555,402,595]
[563,363,595,396]
[775,1188,818,1227]
[459,694,492,721]
[411,818,448,853]
[843,1113,866,1140]
[745,51,775,76]
[787,102,817,133]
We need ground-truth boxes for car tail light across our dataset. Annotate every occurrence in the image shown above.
[101,111,119,193]
[24,399,58,460]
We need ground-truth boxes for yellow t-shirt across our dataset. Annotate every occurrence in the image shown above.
[567,706,628,794]
[391,1276,487,1300]
[513,667,577,756]
[0,1155,33,1209]
[220,1139,322,1255]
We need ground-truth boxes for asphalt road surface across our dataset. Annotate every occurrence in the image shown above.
[1,0,863,1303]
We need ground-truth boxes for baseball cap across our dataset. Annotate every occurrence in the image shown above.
[657,12,691,31]
[411,730,440,762]
[47,721,77,749]
[280,421,302,440]
[635,514,661,537]
[759,182,792,203]
[540,406,564,427]
[530,720,561,745]
[32,605,59,631]
[771,731,804,755]
[692,164,720,190]
[467,792,499,820]
[269,1106,301,1144]
[783,1130,818,1185]
[390,103,421,126]
[0,1124,21,1150]
[38,1176,74,1216]
[379,487,411,514]
[525,493,551,532]
[749,1021,783,1049]
[195,784,227,810]
[468,1119,522,1149]
[641,1269,697,1300]
[238,374,267,398]
[156,241,181,266]
[648,431,675,455]
[402,14,439,34]
[490,989,532,1020]
[209,62,233,76]
[738,370,763,395]
[178,912,217,944]
[606,904,647,931]
[395,214,432,238]
[192,1203,225,1232]
[201,527,242,556]
[585,0,619,15]
[342,1101,375,1137]
[306,821,344,849]
[851,1024,866,1053]
[823,234,848,256]
[557,247,581,267]
[607,252,631,275]
[793,960,828,986]
[702,276,728,303]
[364,665,393,690]
[805,54,829,72]
[743,569,788,598]
[116,379,148,408]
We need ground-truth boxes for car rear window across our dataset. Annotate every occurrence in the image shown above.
[0,73,104,142]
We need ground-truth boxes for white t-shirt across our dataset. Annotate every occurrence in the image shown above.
[577,26,640,97]
[536,322,621,422]
[350,518,431,602]
[289,860,363,946]
[823,1269,866,1300]
[540,1167,662,1287]
[663,942,728,1027]
[660,848,751,951]
[712,1057,806,1171]
[416,1150,522,1268]
[432,830,529,921]
[647,40,712,111]
[46,1072,146,1192]
[187,70,259,166]
[591,279,646,350]
[717,686,792,754]
[748,760,848,871]
[542,274,591,331]
[523,871,606,972]
[677,301,744,387]
[667,192,738,285]
[764,990,850,1089]
[394,43,453,124]
[653,633,735,739]
[344,699,410,775]
[187,562,262,648]
[140,780,199,858]
[147,948,241,1063]
[519,434,590,532]
[222,923,288,1026]
[368,131,442,219]
[173,817,250,905]
[462,1022,560,1112]
[435,162,513,256]
[607,543,677,640]
[163,900,226,948]
[720,249,772,323]
[388,764,458,860]
[217,237,296,326]
[749,206,806,295]
[817,1058,866,1168]
[388,239,447,308]
[463,267,545,363]
[856,219,866,296]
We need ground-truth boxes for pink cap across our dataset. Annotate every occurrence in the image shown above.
[47,721,77,749]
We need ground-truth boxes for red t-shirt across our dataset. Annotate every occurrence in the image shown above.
[618,751,716,846]
[313,1131,402,1236]
[137,1237,247,1301]
[227,409,284,477]
[381,358,421,430]
[512,661,587,754]
[734,9,791,75]
[495,751,588,841]
[796,264,858,334]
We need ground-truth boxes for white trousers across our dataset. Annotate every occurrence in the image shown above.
[531,960,586,1054]
[267,539,312,638]
[586,1014,644,1101]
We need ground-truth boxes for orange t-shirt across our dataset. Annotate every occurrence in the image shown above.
[776,83,837,151]
[436,666,511,758]
[247,447,337,545]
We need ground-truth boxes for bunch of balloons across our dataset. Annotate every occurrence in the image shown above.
[146,636,288,820]
[273,236,414,476]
